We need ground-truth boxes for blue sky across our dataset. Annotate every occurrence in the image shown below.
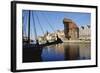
[22,10,91,39]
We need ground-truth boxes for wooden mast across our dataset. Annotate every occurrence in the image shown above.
[28,10,30,44]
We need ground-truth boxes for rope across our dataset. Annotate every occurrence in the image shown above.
[35,12,45,35]
[42,13,55,32]
[28,10,31,43]
[32,11,37,40]
[22,12,28,37]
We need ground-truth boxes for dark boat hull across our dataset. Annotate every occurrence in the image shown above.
[23,39,63,62]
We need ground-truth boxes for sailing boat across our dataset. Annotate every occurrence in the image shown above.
[23,10,63,49]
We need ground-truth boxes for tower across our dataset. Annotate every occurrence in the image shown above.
[63,18,79,40]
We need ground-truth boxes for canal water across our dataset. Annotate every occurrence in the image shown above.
[23,42,91,62]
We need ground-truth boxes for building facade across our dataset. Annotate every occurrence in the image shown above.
[63,18,79,40]
[79,25,91,40]
[37,18,91,43]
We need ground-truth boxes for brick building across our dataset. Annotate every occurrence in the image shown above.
[63,18,79,40]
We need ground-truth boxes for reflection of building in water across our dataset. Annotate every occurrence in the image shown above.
[63,18,79,40]
[79,43,91,59]
[54,44,65,53]
[41,44,65,61]
[64,43,79,60]
[63,43,91,60]
[47,44,65,55]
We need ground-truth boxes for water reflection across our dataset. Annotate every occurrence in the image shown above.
[23,42,91,62]
[64,43,80,60]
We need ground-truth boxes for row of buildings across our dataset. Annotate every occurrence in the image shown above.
[37,18,91,43]
[23,18,91,44]
[37,26,90,43]
[63,18,91,40]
